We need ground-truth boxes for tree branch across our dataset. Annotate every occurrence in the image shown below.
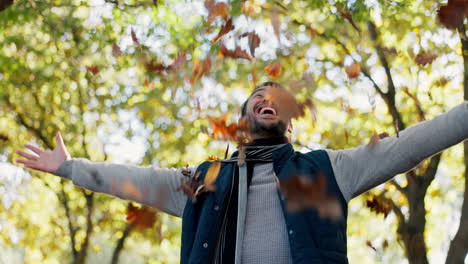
[111,223,134,264]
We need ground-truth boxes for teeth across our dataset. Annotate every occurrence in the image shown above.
[260,107,276,115]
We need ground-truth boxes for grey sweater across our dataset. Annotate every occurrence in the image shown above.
[55,102,468,263]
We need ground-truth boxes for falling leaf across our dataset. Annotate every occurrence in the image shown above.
[207,155,220,161]
[205,0,229,24]
[204,161,221,190]
[169,51,187,71]
[366,196,393,218]
[144,79,149,87]
[345,63,361,79]
[131,29,140,46]
[279,173,342,220]
[144,60,167,74]
[86,65,100,75]
[437,1,467,29]
[240,31,261,57]
[112,43,122,58]
[270,7,281,41]
[191,57,212,84]
[208,115,250,143]
[366,241,377,251]
[414,51,437,66]
[264,61,282,78]
[212,18,235,43]
[309,27,318,38]
[368,132,389,146]
[219,44,253,60]
[126,203,157,231]
[263,85,313,121]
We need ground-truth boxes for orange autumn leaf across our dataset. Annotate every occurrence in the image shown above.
[368,132,389,146]
[212,18,235,43]
[279,173,342,220]
[191,57,212,84]
[264,62,282,78]
[126,203,157,231]
[219,45,253,60]
[204,161,221,190]
[86,65,99,75]
[207,155,220,161]
[263,85,314,121]
[269,7,281,40]
[208,115,250,143]
[345,63,361,79]
[205,0,229,24]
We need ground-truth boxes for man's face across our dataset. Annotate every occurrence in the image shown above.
[244,85,291,139]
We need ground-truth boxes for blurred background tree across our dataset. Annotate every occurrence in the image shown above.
[0,0,466,263]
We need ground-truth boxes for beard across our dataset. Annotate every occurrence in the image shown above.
[248,116,288,138]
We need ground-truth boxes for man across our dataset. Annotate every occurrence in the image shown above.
[16,82,468,263]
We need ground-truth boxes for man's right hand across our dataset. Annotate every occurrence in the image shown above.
[16,131,71,174]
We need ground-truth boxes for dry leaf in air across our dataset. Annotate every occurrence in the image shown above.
[126,203,157,231]
[345,63,361,79]
[112,43,122,58]
[264,62,282,78]
[414,51,437,66]
[279,173,342,220]
[212,18,235,43]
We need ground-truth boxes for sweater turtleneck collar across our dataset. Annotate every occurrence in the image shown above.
[246,136,289,147]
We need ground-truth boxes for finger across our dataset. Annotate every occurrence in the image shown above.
[24,144,44,155]
[15,150,39,161]
[56,131,66,150]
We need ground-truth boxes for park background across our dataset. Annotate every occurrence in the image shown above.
[0,0,467,263]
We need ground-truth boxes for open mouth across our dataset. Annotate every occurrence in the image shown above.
[255,105,277,119]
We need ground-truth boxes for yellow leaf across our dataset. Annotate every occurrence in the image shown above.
[204,161,221,185]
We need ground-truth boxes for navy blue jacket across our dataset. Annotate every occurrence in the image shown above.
[181,144,348,264]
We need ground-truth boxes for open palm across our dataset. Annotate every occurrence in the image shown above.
[16,131,71,174]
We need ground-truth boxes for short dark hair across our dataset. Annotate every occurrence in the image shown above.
[241,81,283,116]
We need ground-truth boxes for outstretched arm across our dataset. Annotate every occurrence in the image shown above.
[16,132,191,217]
[326,101,468,202]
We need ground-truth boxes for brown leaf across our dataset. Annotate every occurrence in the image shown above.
[112,43,122,58]
[86,65,100,75]
[279,173,342,220]
[345,63,361,79]
[191,57,212,84]
[437,1,467,29]
[205,0,229,24]
[126,203,157,231]
[366,196,393,218]
[264,61,282,78]
[309,27,318,39]
[366,241,377,251]
[212,18,235,43]
[219,45,253,60]
[240,31,261,57]
[414,51,437,66]
[270,7,281,40]
[368,132,389,146]
[169,51,187,71]
[263,85,313,120]
[144,60,167,74]
[131,29,140,46]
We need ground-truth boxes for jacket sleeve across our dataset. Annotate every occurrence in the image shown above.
[55,158,193,217]
[326,101,468,202]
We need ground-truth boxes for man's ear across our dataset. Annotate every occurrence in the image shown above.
[287,122,293,133]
